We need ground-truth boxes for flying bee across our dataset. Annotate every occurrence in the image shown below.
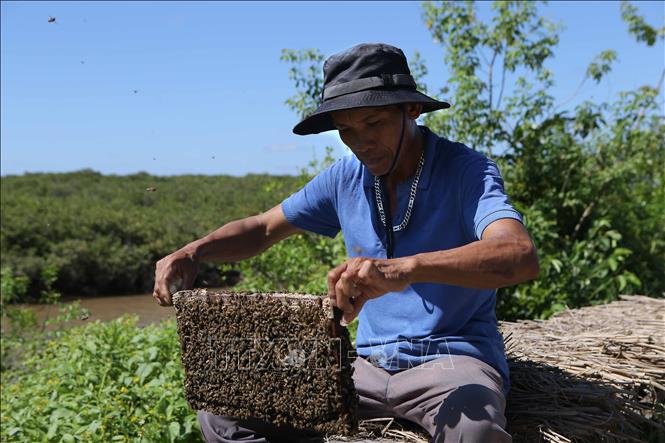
[48,16,56,23]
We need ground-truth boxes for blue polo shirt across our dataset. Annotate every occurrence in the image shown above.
[281,125,521,396]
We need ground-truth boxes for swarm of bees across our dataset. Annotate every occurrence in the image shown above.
[173,289,358,436]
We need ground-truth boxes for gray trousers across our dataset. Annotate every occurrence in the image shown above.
[197,354,512,443]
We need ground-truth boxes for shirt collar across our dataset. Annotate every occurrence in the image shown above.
[362,124,437,190]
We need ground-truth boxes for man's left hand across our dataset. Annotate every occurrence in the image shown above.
[327,257,414,326]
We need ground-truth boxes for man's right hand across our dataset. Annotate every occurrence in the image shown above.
[153,249,199,306]
[151,204,301,307]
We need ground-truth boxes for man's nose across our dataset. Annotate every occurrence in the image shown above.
[354,139,374,153]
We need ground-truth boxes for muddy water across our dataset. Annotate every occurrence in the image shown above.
[3,286,246,331]
[3,292,185,332]
[60,293,174,325]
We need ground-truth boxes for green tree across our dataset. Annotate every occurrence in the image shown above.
[421,1,664,318]
[0,172,301,300]
[281,1,664,320]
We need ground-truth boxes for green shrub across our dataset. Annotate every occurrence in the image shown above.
[1,316,201,442]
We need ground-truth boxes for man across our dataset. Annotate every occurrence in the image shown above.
[154,43,539,442]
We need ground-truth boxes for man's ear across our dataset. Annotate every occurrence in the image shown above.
[405,103,423,120]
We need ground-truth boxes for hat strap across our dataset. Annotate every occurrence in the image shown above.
[323,74,416,100]
[379,106,407,259]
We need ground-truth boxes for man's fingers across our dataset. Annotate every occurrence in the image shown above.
[158,276,172,300]
[341,292,368,326]
[334,279,349,313]
[354,281,377,299]
[153,251,200,307]
[153,288,171,306]
[336,271,361,315]
[153,293,168,306]
[327,263,347,306]
[153,268,175,306]
[356,260,376,285]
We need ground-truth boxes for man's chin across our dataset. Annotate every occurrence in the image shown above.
[364,163,388,177]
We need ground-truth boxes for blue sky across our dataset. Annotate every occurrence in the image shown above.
[1,1,663,177]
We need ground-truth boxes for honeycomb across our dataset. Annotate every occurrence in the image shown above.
[172,289,358,436]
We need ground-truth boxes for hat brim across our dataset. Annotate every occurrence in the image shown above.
[293,88,450,135]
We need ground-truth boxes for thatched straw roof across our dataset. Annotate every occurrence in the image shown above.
[329,295,665,443]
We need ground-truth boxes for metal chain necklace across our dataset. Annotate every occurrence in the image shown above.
[374,148,425,232]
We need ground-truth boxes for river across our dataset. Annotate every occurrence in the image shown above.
[2,292,186,332]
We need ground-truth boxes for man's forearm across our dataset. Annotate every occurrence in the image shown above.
[181,216,267,264]
[392,237,539,289]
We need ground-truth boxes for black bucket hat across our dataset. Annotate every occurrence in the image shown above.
[293,43,450,135]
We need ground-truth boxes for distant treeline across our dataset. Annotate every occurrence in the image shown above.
[0,169,301,298]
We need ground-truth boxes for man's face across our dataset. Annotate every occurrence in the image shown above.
[331,105,404,176]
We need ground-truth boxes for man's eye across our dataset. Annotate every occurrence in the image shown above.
[367,120,380,127]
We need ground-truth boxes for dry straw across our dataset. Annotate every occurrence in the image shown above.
[175,292,664,442]
[502,295,664,442]
[329,295,665,442]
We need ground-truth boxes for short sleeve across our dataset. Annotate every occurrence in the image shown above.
[281,162,341,238]
[460,156,523,240]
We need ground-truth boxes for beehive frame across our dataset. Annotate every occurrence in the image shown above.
[173,289,359,436]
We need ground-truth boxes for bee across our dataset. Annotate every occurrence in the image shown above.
[48,16,56,23]
[176,289,359,435]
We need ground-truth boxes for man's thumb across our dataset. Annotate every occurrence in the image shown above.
[340,293,368,326]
